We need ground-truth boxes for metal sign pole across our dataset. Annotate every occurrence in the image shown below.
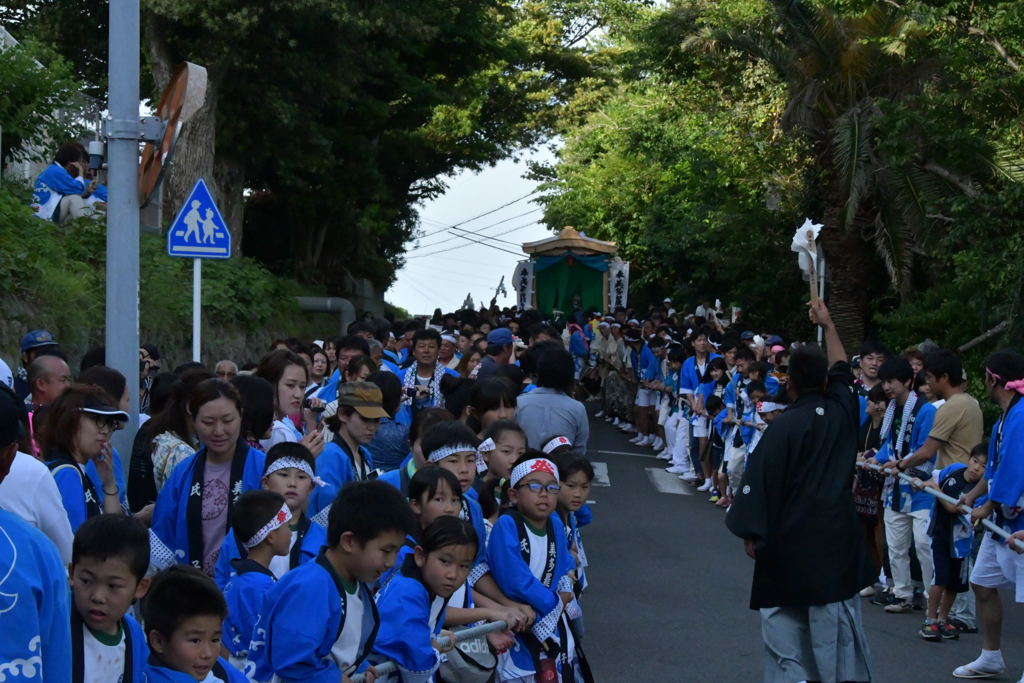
[193,258,202,362]
[106,0,141,465]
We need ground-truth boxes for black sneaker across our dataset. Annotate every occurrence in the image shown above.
[912,592,927,611]
[939,621,960,640]
[918,621,941,641]
[947,618,978,634]
[870,590,895,606]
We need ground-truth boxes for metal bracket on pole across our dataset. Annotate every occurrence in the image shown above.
[138,116,166,143]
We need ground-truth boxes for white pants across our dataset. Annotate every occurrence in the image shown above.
[725,442,746,493]
[883,507,933,600]
[971,532,1024,603]
[669,417,691,468]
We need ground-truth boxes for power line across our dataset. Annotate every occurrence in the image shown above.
[406,231,524,259]
[415,190,538,239]
[405,219,545,260]
[411,207,542,250]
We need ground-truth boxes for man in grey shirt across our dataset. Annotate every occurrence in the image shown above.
[516,345,589,455]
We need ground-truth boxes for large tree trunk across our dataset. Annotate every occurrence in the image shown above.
[143,15,246,254]
[821,202,873,354]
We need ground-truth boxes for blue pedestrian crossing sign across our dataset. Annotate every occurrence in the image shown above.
[167,179,231,259]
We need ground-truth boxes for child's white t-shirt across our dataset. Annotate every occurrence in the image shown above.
[329,584,365,672]
[527,526,547,579]
[82,623,125,683]
[267,529,298,579]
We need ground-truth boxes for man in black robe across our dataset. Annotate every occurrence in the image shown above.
[726,300,876,683]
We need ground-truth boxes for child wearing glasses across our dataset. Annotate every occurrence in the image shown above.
[487,452,591,682]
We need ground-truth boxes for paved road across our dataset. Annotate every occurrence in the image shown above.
[580,410,1024,681]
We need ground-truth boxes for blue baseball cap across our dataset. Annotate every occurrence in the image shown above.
[487,328,514,346]
[740,330,755,341]
[20,329,57,353]
[765,335,784,346]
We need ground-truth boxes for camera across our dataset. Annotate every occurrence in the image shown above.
[302,398,325,414]
[406,387,418,399]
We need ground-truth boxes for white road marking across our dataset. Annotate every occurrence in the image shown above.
[592,449,658,460]
[591,462,610,487]
[645,467,693,495]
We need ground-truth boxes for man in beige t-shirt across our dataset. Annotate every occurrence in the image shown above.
[930,391,983,468]
[897,349,983,471]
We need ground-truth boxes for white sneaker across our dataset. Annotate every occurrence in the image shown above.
[605,415,615,423]
[697,479,713,492]
[629,434,644,444]
[651,437,665,450]
[619,422,635,433]
[638,434,654,446]
[594,410,605,418]
[656,450,672,460]
[666,465,687,474]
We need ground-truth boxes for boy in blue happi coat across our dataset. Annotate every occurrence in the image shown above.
[488,453,591,682]
[222,490,294,677]
[867,356,938,613]
[143,566,247,682]
[70,514,151,682]
[215,443,326,590]
[250,480,417,683]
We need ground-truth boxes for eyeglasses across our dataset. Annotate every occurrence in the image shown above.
[85,414,123,432]
[515,482,561,494]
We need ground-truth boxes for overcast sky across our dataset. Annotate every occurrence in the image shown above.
[386,147,558,316]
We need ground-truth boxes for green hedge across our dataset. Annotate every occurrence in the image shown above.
[0,183,332,369]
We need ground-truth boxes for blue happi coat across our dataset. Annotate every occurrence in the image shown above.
[223,559,276,679]
[876,397,937,513]
[987,396,1024,535]
[309,439,376,517]
[249,549,380,683]
[0,509,71,682]
[370,557,450,683]
[151,442,266,568]
[487,511,576,678]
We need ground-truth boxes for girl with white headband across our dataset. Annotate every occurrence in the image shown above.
[420,421,535,641]
[473,420,527,522]
[222,490,294,676]
[214,442,328,590]
[487,452,591,682]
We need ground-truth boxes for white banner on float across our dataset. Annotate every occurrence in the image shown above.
[513,260,535,310]
[608,258,629,309]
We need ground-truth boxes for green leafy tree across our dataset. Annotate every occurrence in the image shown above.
[682,0,1023,349]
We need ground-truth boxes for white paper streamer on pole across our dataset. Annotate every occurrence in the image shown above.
[608,257,630,309]
[513,260,534,310]
[791,218,823,303]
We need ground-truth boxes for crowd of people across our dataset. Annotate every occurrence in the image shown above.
[1,291,1022,682]
[0,309,602,683]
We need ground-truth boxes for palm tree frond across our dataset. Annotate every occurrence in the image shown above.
[982,147,1024,184]
[831,106,873,227]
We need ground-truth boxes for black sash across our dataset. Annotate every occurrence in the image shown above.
[732,383,747,448]
[71,607,132,683]
[186,439,250,570]
[289,513,312,569]
[889,397,923,512]
[331,433,371,481]
[315,548,380,674]
[47,453,101,520]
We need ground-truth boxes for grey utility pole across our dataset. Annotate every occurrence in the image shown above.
[106,0,141,467]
